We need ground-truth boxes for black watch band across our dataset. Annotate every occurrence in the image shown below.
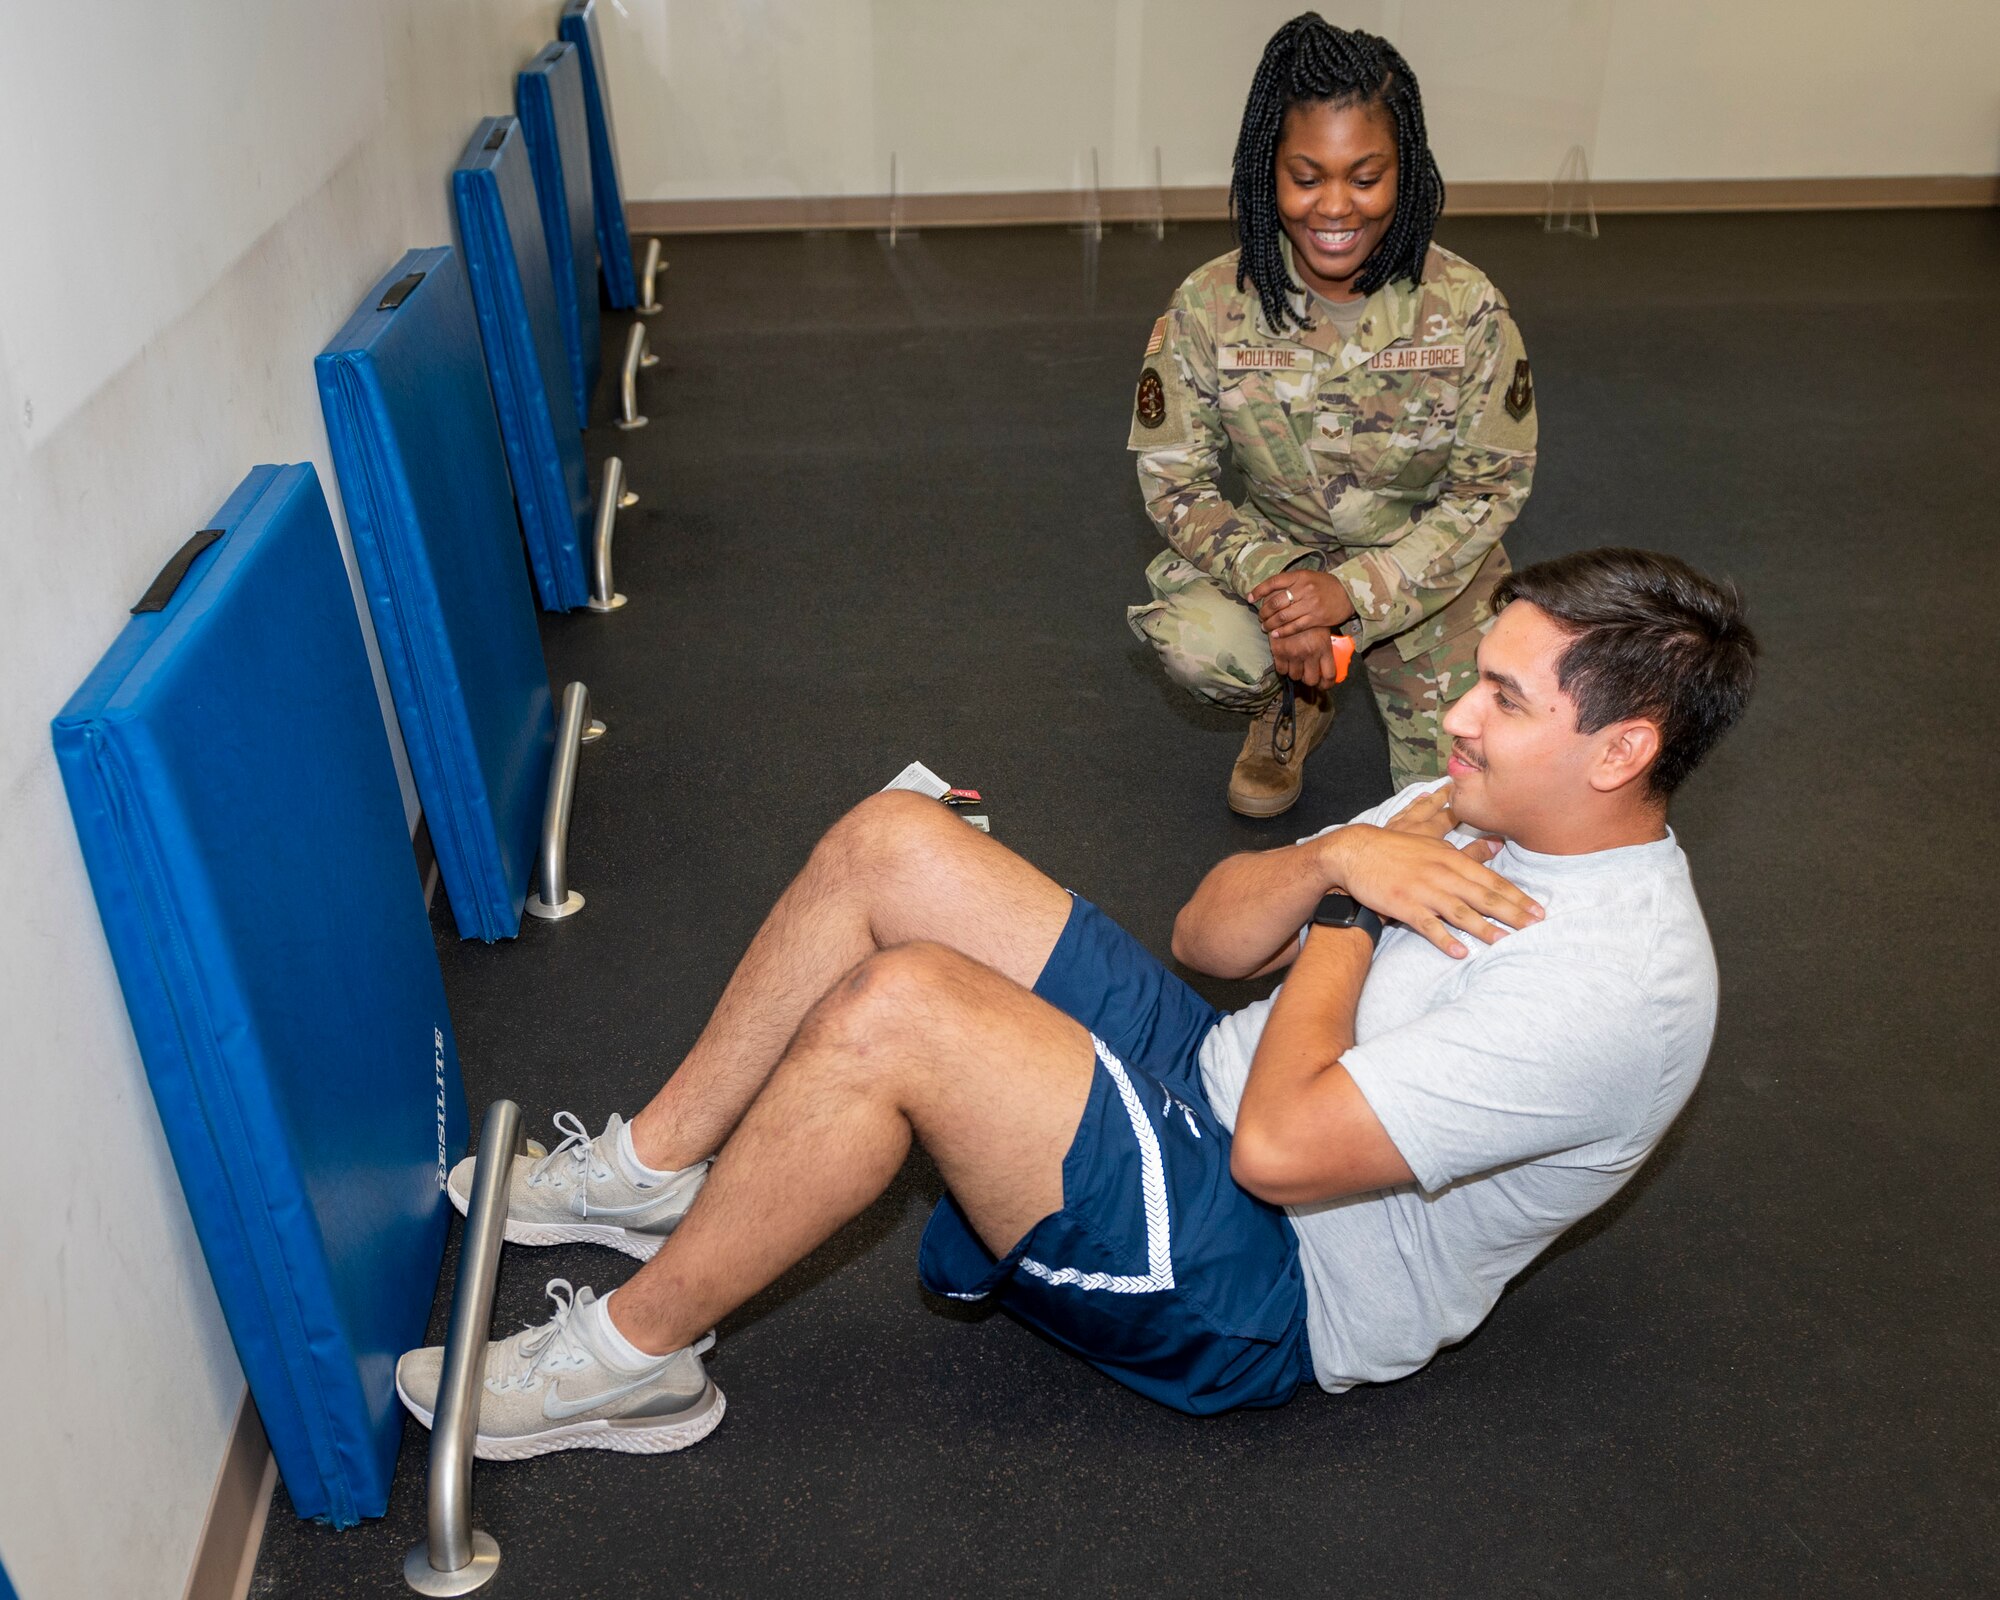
[1311,891,1383,946]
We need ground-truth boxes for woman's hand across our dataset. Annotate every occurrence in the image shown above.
[1270,627,1342,689]
[1250,570,1357,639]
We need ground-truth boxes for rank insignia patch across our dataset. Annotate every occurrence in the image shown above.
[1505,359,1534,420]
[1135,367,1167,429]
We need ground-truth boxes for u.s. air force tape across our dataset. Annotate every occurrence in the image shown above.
[1367,344,1465,372]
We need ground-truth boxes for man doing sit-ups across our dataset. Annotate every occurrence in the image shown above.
[396,547,1758,1453]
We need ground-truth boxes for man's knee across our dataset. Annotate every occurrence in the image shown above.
[796,941,973,1064]
[817,789,960,877]
[838,939,967,1011]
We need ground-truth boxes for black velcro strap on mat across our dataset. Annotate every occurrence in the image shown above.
[131,528,223,614]
[376,272,425,312]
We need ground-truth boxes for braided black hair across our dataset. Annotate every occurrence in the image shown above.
[1230,14,1444,332]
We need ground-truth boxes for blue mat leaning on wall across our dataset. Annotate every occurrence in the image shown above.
[317,247,556,942]
[517,41,602,427]
[454,117,593,613]
[560,0,637,309]
[53,466,466,1526]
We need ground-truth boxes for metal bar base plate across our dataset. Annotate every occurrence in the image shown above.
[404,1531,500,1595]
[613,414,648,431]
[586,591,628,613]
[525,889,585,920]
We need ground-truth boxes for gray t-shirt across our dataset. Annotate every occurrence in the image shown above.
[1309,288,1370,340]
[1197,784,1719,1390]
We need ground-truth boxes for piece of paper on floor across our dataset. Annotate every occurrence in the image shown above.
[881,761,949,799]
[962,815,990,833]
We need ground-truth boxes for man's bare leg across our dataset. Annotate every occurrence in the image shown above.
[611,941,1096,1355]
[629,791,1074,1171]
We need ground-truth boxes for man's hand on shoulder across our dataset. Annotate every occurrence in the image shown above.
[1319,784,1544,959]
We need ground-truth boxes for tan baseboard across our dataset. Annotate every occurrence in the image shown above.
[1445,173,2000,215]
[182,1391,276,1600]
[629,173,1998,235]
[629,185,1227,234]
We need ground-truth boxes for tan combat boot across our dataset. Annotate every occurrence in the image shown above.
[1227,683,1336,818]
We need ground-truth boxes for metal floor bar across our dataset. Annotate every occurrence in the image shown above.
[587,456,627,613]
[636,237,664,316]
[614,322,654,430]
[525,682,593,921]
[402,1098,519,1595]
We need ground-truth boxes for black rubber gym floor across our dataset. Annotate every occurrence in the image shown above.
[251,210,2000,1596]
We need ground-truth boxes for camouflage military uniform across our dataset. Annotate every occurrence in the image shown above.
[1126,239,1537,792]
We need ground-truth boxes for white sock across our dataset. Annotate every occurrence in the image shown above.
[583,1289,667,1372]
[612,1115,673,1188]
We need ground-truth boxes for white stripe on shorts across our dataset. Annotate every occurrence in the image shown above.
[1018,1037,1176,1295]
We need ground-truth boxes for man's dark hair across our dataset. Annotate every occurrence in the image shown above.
[1495,549,1759,798]
[1230,14,1444,334]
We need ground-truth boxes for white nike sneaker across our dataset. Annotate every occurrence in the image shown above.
[395,1280,724,1461]
[447,1111,708,1261]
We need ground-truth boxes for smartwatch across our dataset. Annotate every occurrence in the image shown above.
[1311,891,1383,946]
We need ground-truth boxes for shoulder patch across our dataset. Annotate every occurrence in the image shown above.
[1470,319,1537,454]
[1145,316,1167,357]
[1128,351,1195,451]
[1135,367,1167,429]
[1505,359,1533,420]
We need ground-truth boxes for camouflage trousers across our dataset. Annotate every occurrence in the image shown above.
[1126,550,1490,794]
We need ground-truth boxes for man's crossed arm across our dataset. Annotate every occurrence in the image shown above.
[1171,786,1544,1206]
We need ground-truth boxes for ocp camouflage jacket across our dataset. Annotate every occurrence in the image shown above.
[1129,240,1537,662]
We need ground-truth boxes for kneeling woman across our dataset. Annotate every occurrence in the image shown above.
[1127,15,1537,816]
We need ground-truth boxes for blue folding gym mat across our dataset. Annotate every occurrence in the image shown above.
[53,465,467,1528]
[316,248,556,942]
[453,117,593,613]
[560,0,638,309]
[518,43,602,427]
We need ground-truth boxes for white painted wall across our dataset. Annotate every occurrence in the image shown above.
[0,3,554,1596]
[1593,2,2000,181]
[601,0,2000,199]
[0,3,386,441]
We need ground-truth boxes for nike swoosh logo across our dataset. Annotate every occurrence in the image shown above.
[582,1176,701,1222]
[542,1367,664,1420]
[585,1196,683,1220]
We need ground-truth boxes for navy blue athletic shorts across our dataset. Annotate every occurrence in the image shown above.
[917,894,1314,1415]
